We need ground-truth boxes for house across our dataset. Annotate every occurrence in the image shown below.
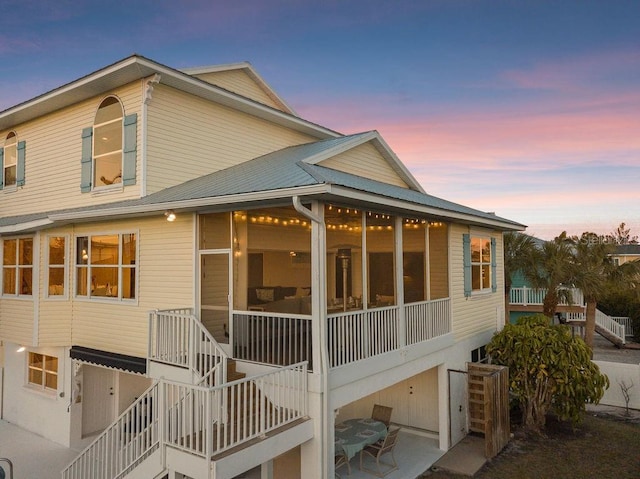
[0,55,524,479]
[611,244,640,267]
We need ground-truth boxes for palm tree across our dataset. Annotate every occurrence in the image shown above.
[570,233,617,349]
[572,233,640,349]
[527,232,574,319]
[503,232,538,320]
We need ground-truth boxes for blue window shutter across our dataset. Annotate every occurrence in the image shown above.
[463,234,471,297]
[16,141,26,186]
[122,113,137,186]
[0,148,4,190]
[491,237,497,293]
[81,127,93,192]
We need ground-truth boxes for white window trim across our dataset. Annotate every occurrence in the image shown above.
[470,235,492,295]
[92,97,124,192]
[3,131,18,189]
[1,236,34,298]
[25,351,59,396]
[73,230,138,304]
[45,234,69,300]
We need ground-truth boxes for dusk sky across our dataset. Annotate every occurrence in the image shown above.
[1,0,638,240]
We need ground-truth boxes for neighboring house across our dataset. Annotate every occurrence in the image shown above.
[0,55,524,479]
[611,244,640,267]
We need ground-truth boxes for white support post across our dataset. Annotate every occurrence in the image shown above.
[395,216,406,348]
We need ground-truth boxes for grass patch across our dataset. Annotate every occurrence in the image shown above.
[425,413,640,479]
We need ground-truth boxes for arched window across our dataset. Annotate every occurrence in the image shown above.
[3,132,17,187]
[93,97,123,187]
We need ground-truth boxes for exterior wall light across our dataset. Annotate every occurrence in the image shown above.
[165,210,176,222]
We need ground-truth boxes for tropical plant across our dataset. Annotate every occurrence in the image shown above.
[526,232,574,318]
[503,232,538,318]
[570,233,616,349]
[487,315,609,432]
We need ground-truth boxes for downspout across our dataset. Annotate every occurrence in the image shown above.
[292,196,329,479]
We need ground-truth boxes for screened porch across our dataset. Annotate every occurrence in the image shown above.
[197,203,452,370]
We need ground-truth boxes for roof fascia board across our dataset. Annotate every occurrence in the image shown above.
[181,62,297,116]
[325,185,525,231]
[0,218,54,234]
[303,131,426,193]
[369,133,426,194]
[48,184,331,222]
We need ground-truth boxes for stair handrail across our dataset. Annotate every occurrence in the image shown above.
[148,308,228,388]
[62,382,160,479]
[595,309,626,345]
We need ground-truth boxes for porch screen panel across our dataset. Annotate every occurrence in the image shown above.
[366,212,395,307]
[402,219,427,303]
[199,212,230,250]
[201,253,230,343]
[429,223,449,299]
[237,206,312,314]
[325,205,363,311]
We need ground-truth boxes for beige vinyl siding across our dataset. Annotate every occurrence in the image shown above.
[192,70,284,111]
[37,226,73,346]
[0,299,34,346]
[318,142,409,188]
[68,215,194,358]
[0,82,143,219]
[449,223,505,342]
[145,84,314,193]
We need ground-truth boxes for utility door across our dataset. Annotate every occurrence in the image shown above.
[82,365,116,437]
[200,251,232,346]
[448,369,469,447]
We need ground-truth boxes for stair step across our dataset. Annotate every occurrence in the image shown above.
[228,371,246,381]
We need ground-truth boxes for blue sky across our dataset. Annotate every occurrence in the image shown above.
[1,0,639,239]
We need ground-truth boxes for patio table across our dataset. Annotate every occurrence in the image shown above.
[335,418,387,460]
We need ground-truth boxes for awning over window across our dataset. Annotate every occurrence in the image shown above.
[70,346,146,375]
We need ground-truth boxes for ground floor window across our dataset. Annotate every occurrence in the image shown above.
[28,352,58,391]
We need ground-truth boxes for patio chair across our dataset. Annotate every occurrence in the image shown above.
[359,427,400,477]
[335,450,351,477]
[371,404,393,428]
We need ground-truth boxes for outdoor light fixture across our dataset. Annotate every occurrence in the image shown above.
[165,210,176,222]
[16,346,25,353]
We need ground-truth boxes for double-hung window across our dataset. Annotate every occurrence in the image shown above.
[81,97,137,192]
[76,233,137,300]
[28,352,58,391]
[471,237,492,291]
[463,234,497,296]
[1,131,26,190]
[2,237,33,296]
[93,97,123,188]
[3,132,17,187]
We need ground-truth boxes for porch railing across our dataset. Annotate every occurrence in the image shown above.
[509,287,585,307]
[162,361,308,457]
[405,298,451,345]
[327,306,400,368]
[233,311,313,371]
[62,383,160,479]
[566,309,626,345]
[63,363,308,479]
[612,316,634,338]
[149,308,228,387]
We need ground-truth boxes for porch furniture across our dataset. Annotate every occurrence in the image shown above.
[335,450,351,477]
[359,427,400,477]
[371,404,393,428]
[335,418,387,461]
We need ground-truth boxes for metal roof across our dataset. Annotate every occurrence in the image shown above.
[0,132,525,232]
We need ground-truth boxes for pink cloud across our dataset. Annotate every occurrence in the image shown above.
[500,48,640,92]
